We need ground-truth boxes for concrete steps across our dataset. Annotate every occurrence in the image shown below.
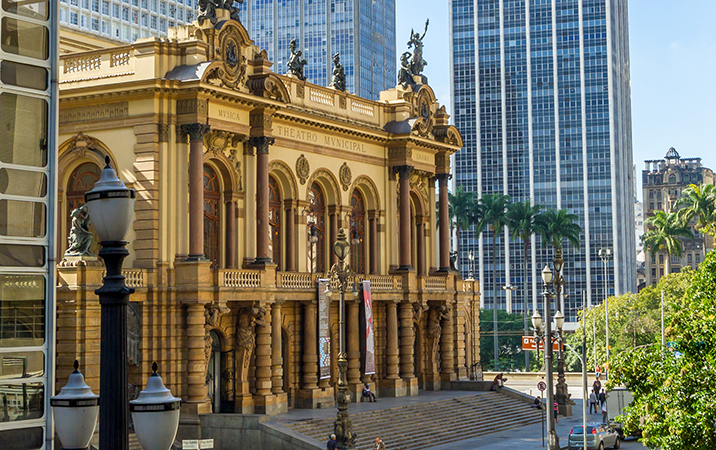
[284,392,543,450]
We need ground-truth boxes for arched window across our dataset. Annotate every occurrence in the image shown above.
[668,173,677,184]
[308,182,326,273]
[351,189,366,274]
[66,162,101,253]
[204,164,221,268]
[269,175,281,269]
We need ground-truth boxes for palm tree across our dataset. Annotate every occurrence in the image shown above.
[448,186,476,272]
[642,210,693,276]
[473,192,511,369]
[535,209,582,313]
[507,199,543,371]
[676,183,716,239]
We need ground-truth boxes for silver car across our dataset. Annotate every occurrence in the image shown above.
[568,423,621,450]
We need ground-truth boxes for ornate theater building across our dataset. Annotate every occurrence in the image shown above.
[55,7,480,434]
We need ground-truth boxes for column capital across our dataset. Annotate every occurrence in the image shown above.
[392,165,414,180]
[283,199,299,210]
[249,136,275,154]
[367,209,381,220]
[181,123,211,142]
[435,173,452,183]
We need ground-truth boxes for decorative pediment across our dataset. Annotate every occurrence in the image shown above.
[247,73,291,103]
[434,125,463,148]
[200,20,251,90]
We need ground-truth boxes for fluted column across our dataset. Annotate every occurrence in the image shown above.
[284,200,297,271]
[368,210,379,274]
[399,302,415,379]
[301,301,318,390]
[440,306,455,381]
[437,173,451,272]
[271,302,284,394]
[226,199,237,268]
[182,123,210,260]
[394,165,414,270]
[254,306,272,396]
[347,299,361,386]
[251,136,275,265]
[385,301,400,380]
[416,216,426,276]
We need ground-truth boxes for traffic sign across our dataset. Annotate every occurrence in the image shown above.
[522,336,563,352]
[537,381,547,391]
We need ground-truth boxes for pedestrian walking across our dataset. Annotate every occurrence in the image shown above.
[598,390,606,408]
[553,401,559,423]
[375,437,386,450]
[589,390,598,414]
[326,434,338,450]
[592,375,602,396]
[601,400,608,423]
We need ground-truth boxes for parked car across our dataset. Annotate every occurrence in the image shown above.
[568,423,621,450]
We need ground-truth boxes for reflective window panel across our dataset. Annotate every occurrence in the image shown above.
[1,17,49,60]
[0,274,45,347]
[0,244,45,267]
[0,426,44,450]
[0,93,48,167]
[0,351,45,379]
[0,61,48,90]
[0,382,44,421]
[0,169,47,197]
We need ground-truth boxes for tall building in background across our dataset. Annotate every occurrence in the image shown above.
[240,0,396,99]
[58,0,397,100]
[450,0,636,321]
[1,0,58,446]
[643,148,714,286]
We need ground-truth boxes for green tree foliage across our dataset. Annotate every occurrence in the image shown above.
[607,250,716,450]
[446,185,475,262]
[676,183,716,237]
[479,309,530,371]
[642,210,693,275]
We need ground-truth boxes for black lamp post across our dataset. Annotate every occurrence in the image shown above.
[532,265,560,450]
[84,156,136,450]
[326,228,358,449]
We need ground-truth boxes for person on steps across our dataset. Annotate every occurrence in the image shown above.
[326,433,338,450]
[375,437,386,450]
[363,383,377,402]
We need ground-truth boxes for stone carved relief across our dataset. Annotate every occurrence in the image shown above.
[409,172,430,208]
[228,147,243,191]
[411,93,434,139]
[235,307,266,369]
[339,162,352,191]
[65,132,106,158]
[204,306,225,365]
[204,130,234,155]
[65,204,93,257]
[413,303,429,322]
[59,102,128,124]
[204,25,248,89]
[221,350,236,402]
[296,154,310,185]
[426,305,450,373]
[388,147,412,161]
[177,99,208,115]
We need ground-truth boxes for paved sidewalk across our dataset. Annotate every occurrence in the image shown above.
[428,399,645,450]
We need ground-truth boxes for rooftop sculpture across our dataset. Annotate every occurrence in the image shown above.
[287,39,308,81]
[329,52,346,92]
[198,0,242,25]
[398,19,429,87]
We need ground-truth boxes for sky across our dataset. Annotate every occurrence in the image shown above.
[395,0,716,201]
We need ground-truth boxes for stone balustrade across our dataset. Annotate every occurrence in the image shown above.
[220,269,262,288]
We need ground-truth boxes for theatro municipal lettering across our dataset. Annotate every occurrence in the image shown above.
[275,125,366,153]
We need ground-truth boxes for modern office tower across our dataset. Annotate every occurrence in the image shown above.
[0,0,58,447]
[450,0,636,320]
[59,0,197,42]
[239,0,396,99]
[643,148,714,286]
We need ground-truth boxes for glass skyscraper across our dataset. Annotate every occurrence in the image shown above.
[240,0,396,99]
[450,0,635,321]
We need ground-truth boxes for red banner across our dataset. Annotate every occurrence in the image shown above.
[362,280,375,375]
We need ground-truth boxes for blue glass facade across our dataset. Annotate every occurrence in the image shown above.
[450,0,635,321]
[240,0,396,100]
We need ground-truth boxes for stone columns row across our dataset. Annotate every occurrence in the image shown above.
[437,173,451,272]
[182,124,211,260]
[251,136,275,267]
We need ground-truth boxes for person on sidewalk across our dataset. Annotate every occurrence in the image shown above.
[375,437,386,450]
[589,390,598,414]
[598,390,607,408]
[491,373,507,391]
[593,375,602,396]
[601,400,608,423]
[553,401,559,423]
[362,383,377,402]
[326,434,338,450]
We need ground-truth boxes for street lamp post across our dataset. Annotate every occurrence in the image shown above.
[84,157,136,450]
[502,284,516,314]
[598,247,612,376]
[326,228,358,449]
[532,265,560,450]
[468,250,474,280]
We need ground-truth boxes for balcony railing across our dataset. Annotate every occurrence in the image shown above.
[220,270,262,288]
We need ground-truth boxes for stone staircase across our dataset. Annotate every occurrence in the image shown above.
[283,392,543,450]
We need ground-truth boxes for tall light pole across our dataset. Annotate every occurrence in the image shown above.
[532,265,560,450]
[84,157,136,450]
[599,247,612,376]
[502,284,516,314]
[326,228,358,449]
[468,250,474,280]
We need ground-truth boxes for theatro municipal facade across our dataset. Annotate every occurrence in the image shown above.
[54,8,480,431]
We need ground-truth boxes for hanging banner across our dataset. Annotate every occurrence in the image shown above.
[318,278,331,379]
[362,280,376,375]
